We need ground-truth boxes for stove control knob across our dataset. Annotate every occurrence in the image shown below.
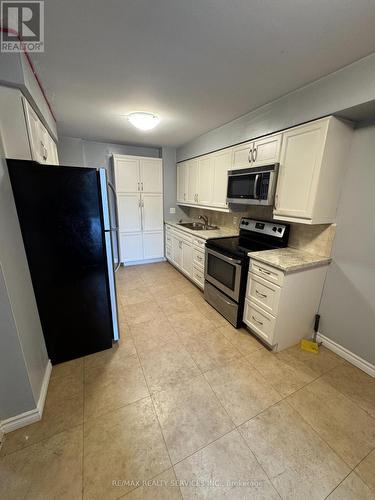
[272,226,277,232]
[278,227,283,233]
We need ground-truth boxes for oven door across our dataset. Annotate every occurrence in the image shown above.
[205,248,242,302]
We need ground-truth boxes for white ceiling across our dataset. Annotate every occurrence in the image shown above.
[32,0,375,147]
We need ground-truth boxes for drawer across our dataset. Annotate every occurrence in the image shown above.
[193,248,205,269]
[165,224,172,233]
[246,272,281,316]
[192,266,204,289]
[192,236,206,250]
[250,260,284,286]
[243,300,276,345]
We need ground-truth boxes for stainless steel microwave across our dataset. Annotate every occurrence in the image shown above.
[227,164,278,205]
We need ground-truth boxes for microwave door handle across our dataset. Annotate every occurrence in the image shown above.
[253,174,260,199]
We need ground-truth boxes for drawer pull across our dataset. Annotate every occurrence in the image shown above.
[255,289,267,298]
[196,255,203,261]
[252,315,264,326]
[258,267,272,276]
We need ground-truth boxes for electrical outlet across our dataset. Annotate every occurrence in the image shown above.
[169,207,176,214]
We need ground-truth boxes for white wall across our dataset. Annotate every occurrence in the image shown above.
[0,141,49,420]
[318,123,375,365]
[161,147,185,221]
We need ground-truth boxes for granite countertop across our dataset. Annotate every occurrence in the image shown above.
[164,220,239,240]
[248,247,331,273]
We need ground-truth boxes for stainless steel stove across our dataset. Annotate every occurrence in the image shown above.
[204,218,289,327]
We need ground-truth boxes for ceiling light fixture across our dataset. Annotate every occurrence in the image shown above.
[127,112,160,131]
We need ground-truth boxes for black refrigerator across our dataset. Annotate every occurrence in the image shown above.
[7,159,120,365]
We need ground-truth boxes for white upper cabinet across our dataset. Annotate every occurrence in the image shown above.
[232,133,282,169]
[187,158,199,204]
[140,158,163,193]
[23,98,58,165]
[274,117,353,224]
[177,162,188,202]
[252,134,282,167]
[211,149,231,208]
[114,157,140,193]
[197,156,213,206]
[114,155,162,194]
[176,148,232,210]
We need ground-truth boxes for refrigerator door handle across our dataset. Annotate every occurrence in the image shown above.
[107,181,121,272]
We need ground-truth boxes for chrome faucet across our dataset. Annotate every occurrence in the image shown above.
[198,215,209,228]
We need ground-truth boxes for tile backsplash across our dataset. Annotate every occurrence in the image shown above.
[181,206,335,258]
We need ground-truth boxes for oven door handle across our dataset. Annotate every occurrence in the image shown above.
[206,247,242,265]
[253,174,260,199]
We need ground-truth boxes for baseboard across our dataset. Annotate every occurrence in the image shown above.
[0,360,52,434]
[317,332,375,378]
[123,257,166,267]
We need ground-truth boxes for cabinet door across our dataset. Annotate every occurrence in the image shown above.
[140,158,163,193]
[143,231,164,259]
[118,194,142,232]
[197,156,213,206]
[181,240,193,277]
[186,159,199,204]
[172,235,182,267]
[141,194,163,231]
[211,150,231,208]
[274,122,327,220]
[120,232,143,263]
[114,157,140,193]
[23,99,44,163]
[44,130,59,165]
[177,162,188,202]
[252,133,282,167]
[232,140,254,169]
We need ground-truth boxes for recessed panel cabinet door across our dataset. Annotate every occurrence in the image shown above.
[118,194,142,232]
[141,194,163,231]
[143,231,164,259]
[197,156,213,206]
[120,232,143,263]
[252,134,282,167]
[232,140,254,169]
[187,159,199,204]
[140,158,163,193]
[181,240,193,277]
[274,122,327,220]
[211,150,231,208]
[114,157,140,193]
[177,163,187,202]
[172,235,182,267]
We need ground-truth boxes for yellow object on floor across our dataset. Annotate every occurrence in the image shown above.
[300,338,320,354]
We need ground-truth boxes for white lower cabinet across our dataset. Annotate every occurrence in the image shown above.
[243,258,329,351]
[120,233,143,263]
[165,224,205,290]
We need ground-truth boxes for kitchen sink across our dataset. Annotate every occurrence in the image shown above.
[177,222,219,231]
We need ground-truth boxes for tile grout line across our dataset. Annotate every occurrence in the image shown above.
[130,327,184,499]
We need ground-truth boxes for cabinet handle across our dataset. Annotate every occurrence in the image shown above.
[248,149,252,164]
[196,255,203,261]
[252,315,264,326]
[252,147,257,162]
[258,267,272,276]
[138,182,140,191]
[255,289,267,298]
[274,193,279,210]
[184,193,186,201]
[141,182,143,191]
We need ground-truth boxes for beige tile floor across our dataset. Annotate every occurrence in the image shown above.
[1,261,375,499]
